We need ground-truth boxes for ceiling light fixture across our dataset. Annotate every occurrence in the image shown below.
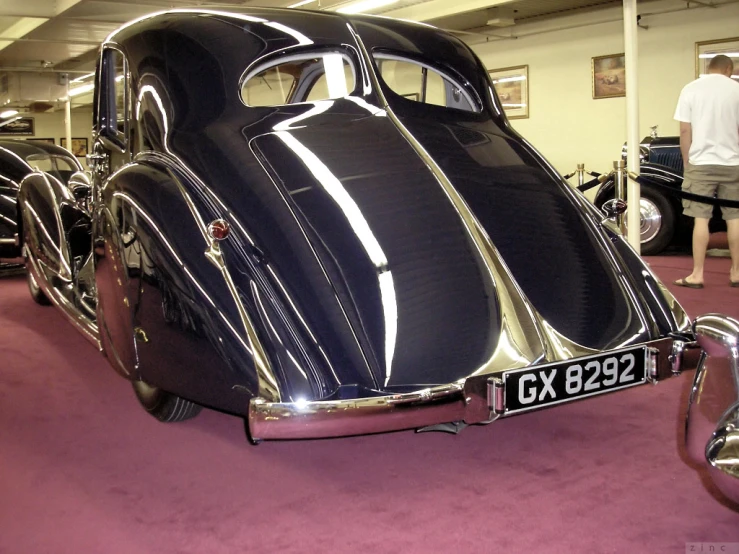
[486,17,515,27]
[336,0,398,14]
[0,109,19,118]
[0,116,21,128]
[70,72,95,84]
[67,83,95,97]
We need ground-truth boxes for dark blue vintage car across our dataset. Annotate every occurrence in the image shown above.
[0,139,81,259]
[594,131,724,255]
[17,8,719,442]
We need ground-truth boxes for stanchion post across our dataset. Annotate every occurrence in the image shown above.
[614,160,626,233]
[577,163,585,188]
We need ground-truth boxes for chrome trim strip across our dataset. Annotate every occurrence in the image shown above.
[26,250,101,350]
[249,338,676,440]
[0,238,15,245]
[685,314,739,504]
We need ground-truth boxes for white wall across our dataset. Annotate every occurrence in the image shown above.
[1,109,94,167]
[22,110,93,149]
[472,1,739,190]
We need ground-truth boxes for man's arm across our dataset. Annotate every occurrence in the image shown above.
[679,121,692,167]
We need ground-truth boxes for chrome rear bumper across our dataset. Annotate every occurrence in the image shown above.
[249,382,470,440]
[249,337,681,440]
[685,314,739,505]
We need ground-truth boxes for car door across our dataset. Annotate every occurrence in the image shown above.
[91,46,141,378]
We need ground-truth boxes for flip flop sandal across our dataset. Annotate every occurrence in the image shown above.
[673,278,704,289]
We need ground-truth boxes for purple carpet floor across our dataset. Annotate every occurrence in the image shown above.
[1,255,738,553]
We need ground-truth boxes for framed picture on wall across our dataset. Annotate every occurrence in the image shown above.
[61,137,89,157]
[28,137,55,145]
[592,53,625,99]
[0,116,35,136]
[695,37,739,79]
[488,65,528,119]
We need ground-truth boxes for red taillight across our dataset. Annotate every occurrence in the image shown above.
[208,219,230,241]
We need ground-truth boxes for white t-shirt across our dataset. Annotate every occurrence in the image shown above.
[673,73,739,166]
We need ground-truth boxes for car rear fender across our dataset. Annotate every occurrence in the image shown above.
[98,156,332,413]
[17,171,80,288]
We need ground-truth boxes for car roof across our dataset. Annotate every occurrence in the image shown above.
[0,138,80,161]
[105,8,488,117]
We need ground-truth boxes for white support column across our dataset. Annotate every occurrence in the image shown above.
[623,0,641,252]
[64,82,72,155]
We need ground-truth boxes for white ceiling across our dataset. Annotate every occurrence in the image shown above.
[0,0,729,112]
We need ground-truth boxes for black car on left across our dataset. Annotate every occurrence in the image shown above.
[0,139,82,258]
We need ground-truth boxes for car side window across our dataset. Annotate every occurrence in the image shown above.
[114,53,126,134]
[101,48,129,146]
[240,52,356,107]
[374,54,478,113]
[25,154,53,173]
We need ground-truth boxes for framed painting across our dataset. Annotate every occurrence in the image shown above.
[695,37,739,79]
[488,65,528,119]
[0,116,35,135]
[61,137,89,157]
[28,137,55,145]
[592,53,625,99]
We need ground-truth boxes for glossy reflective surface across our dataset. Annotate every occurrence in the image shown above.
[0,139,81,257]
[19,9,697,439]
[686,314,739,505]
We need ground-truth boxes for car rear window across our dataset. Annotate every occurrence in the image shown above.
[374,53,479,113]
[240,52,356,107]
[26,154,77,172]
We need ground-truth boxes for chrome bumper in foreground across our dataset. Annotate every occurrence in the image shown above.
[249,337,682,440]
[686,314,739,505]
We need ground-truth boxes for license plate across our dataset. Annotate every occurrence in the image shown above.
[503,346,648,414]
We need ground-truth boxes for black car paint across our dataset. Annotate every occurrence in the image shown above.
[17,10,691,430]
[0,139,81,258]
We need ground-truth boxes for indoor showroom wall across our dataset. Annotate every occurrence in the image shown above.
[28,110,93,147]
[471,0,739,195]
[11,110,93,166]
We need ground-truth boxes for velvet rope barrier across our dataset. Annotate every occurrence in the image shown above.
[630,172,739,209]
[576,174,606,193]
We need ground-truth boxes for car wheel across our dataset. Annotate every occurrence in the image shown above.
[627,188,675,255]
[26,262,51,305]
[132,379,202,422]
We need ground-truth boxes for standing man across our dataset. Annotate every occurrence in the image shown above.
[673,54,739,288]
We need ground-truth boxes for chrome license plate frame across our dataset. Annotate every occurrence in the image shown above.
[501,345,648,415]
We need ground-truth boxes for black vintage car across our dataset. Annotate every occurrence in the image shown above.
[0,139,82,259]
[594,130,724,255]
[17,8,720,442]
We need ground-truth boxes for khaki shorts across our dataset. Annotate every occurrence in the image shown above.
[682,163,739,220]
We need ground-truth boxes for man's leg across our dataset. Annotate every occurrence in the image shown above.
[685,217,710,284]
[727,219,739,283]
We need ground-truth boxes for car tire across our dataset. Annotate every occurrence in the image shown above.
[26,263,51,305]
[630,188,675,256]
[132,379,202,422]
